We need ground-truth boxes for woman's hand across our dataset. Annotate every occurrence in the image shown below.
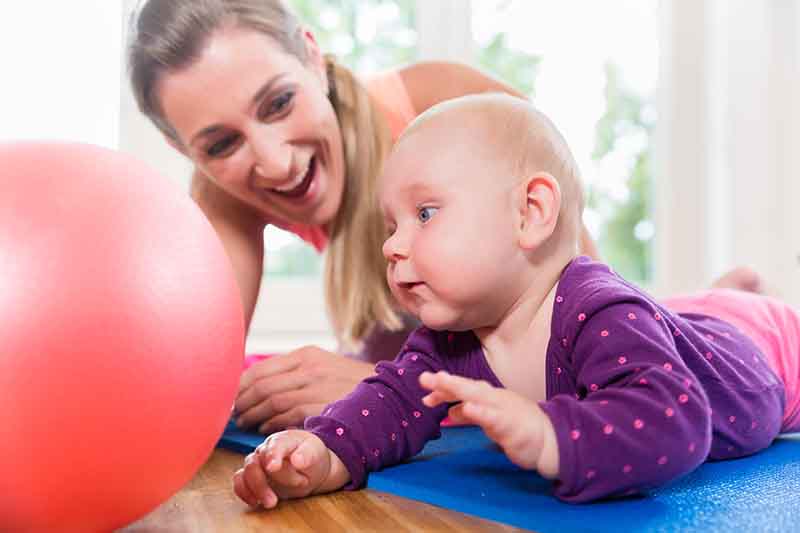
[235,346,376,434]
[232,430,348,509]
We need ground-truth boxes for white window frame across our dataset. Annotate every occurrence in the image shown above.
[655,0,800,306]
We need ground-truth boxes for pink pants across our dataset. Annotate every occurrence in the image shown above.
[663,288,800,433]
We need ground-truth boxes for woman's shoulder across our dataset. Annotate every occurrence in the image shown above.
[362,61,525,139]
[393,61,526,114]
[363,67,418,139]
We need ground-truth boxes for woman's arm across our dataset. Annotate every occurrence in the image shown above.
[398,60,527,113]
[190,169,266,330]
[399,61,601,261]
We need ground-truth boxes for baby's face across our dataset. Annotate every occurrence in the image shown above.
[379,126,528,331]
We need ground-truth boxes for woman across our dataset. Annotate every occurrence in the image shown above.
[127,0,599,434]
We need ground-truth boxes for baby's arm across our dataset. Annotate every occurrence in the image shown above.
[304,328,450,489]
[233,429,350,509]
[540,302,713,502]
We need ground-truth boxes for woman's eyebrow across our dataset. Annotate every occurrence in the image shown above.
[189,73,288,146]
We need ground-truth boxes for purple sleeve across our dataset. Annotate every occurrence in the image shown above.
[304,328,449,489]
[539,303,712,502]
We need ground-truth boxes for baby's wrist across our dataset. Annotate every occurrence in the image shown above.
[536,412,560,479]
[315,448,351,494]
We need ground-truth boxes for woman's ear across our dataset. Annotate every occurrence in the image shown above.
[518,172,561,250]
[301,29,328,90]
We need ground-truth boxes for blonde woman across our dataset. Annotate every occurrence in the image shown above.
[127,0,600,433]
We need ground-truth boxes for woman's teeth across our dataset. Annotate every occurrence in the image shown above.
[269,156,317,198]
[273,164,309,193]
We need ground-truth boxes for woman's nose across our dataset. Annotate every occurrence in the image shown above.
[248,134,291,183]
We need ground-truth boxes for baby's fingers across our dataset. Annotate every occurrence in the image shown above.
[241,452,279,508]
[421,389,453,407]
[256,453,306,492]
[261,457,309,493]
[420,371,494,404]
[449,401,502,432]
[258,431,302,470]
[461,401,517,446]
[289,434,327,471]
[233,467,260,508]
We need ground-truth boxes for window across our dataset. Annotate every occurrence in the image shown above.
[472,0,659,284]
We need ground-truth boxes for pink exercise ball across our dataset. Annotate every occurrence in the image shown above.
[0,142,245,532]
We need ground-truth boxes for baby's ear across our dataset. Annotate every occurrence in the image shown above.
[517,172,561,250]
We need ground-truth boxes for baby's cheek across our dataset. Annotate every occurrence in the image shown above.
[417,232,459,272]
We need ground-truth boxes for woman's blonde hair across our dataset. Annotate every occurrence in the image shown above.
[128,0,401,349]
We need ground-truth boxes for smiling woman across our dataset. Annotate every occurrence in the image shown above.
[156,27,347,229]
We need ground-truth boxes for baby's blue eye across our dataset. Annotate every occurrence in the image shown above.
[417,206,438,224]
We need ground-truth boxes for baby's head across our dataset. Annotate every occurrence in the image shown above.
[379,93,583,331]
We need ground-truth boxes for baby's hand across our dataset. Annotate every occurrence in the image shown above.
[233,430,335,509]
[420,371,559,478]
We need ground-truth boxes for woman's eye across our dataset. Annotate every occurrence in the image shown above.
[417,206,438,224]
[206,135,238,158]
[262,90,294,119]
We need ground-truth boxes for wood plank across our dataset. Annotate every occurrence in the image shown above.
[121,449,532,532]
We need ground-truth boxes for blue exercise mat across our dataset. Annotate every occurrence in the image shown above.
[218,420,800,532]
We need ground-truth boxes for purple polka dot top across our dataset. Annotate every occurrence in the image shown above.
[305,256,785,502]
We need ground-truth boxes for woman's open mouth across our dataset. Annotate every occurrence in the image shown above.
[272,156,317,199]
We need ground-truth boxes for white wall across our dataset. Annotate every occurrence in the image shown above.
[656,0,800,305]
[119,0,194,185]
[1,1,122,147]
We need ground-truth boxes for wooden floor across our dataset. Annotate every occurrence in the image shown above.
[122,448,532,532]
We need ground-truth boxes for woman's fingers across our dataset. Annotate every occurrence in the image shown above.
[239,354,301,392]
[236,386,315,431]
[258,403,326,435]
[236,365,310,415]
[236,348,374,431]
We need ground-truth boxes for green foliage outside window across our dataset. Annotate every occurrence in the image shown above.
[589,63,654,283]
[476,54,653,285]
[290,0,415,71]
[476,33,540,98]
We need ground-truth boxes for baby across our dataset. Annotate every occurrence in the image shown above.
[233,94,798,505]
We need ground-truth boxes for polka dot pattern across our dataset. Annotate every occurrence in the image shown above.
[304,257,788,503]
